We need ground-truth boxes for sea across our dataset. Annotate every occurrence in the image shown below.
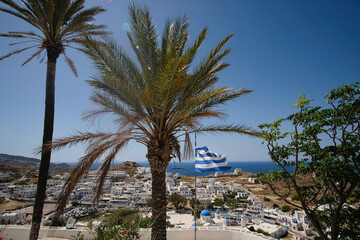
[67,160,291,177]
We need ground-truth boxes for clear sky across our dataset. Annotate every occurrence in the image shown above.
[0,0,359,164]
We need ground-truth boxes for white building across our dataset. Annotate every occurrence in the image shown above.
[0,209,26,224]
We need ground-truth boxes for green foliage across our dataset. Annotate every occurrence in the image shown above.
[273,204,279,208]
[248,226,255,232]
[105,208,139,226]
[14,181,28,185]
[227,191,237,199]
[259,82,360,240]
[92,223,139,240]
[213,198,224,207]
[225,199,238,210]
[168,193,187,210]
[111,177,126,182]
[77,211,101,222]
[166,221,174,228]
[291,195,299,201]
[281,205,291,212]
[71,201,79,206]
[139,217,153,228]
[256,229,270,236]
[94,208,140,240]
[264,197,271,202]
[190,197,204,218]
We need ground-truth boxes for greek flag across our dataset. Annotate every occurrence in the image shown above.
[195,146,232,172]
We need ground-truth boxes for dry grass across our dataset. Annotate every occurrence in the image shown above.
[0,199,33,211]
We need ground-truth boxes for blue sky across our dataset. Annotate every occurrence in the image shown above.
[0,0,359,164]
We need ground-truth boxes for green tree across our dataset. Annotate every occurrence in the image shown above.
[0,1,106,239]
[225,198,238,210]
[190,197,204,218]
[258,83,360,240]
[213,198,224,207]
[46,4,259,240]
[168,193,187,210]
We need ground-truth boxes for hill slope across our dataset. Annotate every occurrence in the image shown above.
[0,153,72,174]
[110,161,142,176]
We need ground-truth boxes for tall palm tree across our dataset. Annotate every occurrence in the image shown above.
[0,1,106,239]
[47,4,259,240]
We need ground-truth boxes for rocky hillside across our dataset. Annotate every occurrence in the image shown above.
[0,153,73,174]
[110,160,142,176]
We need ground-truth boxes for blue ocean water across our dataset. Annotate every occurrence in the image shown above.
[67,160,290,177]
[159,161,288,177]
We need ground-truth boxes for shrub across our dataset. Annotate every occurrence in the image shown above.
[291,194,299,201]
[282,205,291,212]
[139,217,152,228]
[256,229,270,236]
[105,208,139,226]
[93,224,139,240]
[248,226,255,232]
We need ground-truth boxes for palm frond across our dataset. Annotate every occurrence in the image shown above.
[52,142,114,225]
[21,47,45,65]
[93,139,129,203]
[194,124,261,137]
[160,14,189,66]
[35,131,122,154]
[63,52,78,76]
[128,3,159,80]
[182,131,193,161]
[0,4,36,26]
[0,45,37,61]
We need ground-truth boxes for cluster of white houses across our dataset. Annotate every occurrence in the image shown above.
[0,166,314,239]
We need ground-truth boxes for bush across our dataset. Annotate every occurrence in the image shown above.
[256,229,270,236]
[264,197,270,201]
[282,205,291,212]
[105,208,139,226]
[291,194,299,201]
[248,226,255,232]
[139,217,152,228]
[93,224,139,240]
[273,203,279,208]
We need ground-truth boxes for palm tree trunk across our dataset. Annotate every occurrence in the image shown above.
[151,167,167,240]
[147,144,169,240]
[29,53,57,240]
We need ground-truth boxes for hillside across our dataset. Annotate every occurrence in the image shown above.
[110,161,142,176]
[0,153,72,174]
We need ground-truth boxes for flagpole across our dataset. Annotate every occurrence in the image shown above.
[194,133,197,240]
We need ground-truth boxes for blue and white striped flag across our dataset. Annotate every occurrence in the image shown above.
[195,146,232,172]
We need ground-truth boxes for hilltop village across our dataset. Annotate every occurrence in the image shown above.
[0,161,315,240]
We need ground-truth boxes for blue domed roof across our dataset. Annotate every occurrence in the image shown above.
[200,209,211,216]
[192,221,196,227]
[224,216,229,220]
[215,210,220,214]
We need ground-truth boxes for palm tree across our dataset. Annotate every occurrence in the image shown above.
[0,1,106,239]
[47,4,259,240]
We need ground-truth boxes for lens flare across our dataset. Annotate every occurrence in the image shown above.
[121,22,130,33]
[147,66,151,71]
[135,45,139,50]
